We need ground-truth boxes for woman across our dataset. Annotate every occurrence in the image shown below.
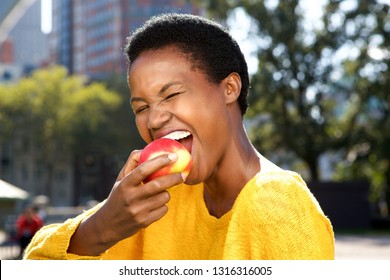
[24,13,334,260]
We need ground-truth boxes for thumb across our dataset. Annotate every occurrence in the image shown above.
[116,150,141,181]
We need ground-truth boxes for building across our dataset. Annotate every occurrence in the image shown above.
[51,0,201,79]
[0,0,22,45]
[0,0,49,81]
[8,0,49,70]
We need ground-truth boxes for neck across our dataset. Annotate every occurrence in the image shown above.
[203,124,260,218]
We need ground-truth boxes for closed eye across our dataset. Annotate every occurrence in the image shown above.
[164,92,181,100]
[135,105,148,114]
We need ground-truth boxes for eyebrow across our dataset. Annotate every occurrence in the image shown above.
[130,81,183,104]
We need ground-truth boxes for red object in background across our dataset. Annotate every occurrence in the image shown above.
[15,207,44,251]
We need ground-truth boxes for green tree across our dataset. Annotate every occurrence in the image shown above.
[332,1,390,210]
[201,0,390,209]
[0,66,121,202]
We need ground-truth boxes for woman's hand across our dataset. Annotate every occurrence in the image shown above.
[67,150,185,256]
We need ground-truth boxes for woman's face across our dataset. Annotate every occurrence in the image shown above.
[128,46,233,184]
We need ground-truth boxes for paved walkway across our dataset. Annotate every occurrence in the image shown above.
[335,234,390,259]
[1,231,390,260]
[0,231,20,260]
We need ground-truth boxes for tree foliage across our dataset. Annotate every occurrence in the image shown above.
[201,0,390,207]
[0,66,121,200]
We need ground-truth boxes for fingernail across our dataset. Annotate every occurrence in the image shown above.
[168,153,178,161]
[181,172,188,182]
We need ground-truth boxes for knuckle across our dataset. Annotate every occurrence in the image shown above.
[136,217,149,228]
[130,149,141,156]
[143,180,163,195]
[126,206,139,218]
[151,179,162,190]
[127,208,148,227]
[137,165,160,183]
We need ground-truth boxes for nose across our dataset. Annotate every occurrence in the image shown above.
[147,103,171,130]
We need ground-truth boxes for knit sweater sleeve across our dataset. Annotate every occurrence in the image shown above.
[225,171,335,260]
[23,203,103,260]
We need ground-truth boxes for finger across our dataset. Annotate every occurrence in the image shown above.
[124,153,178,185]
[116,150,141,181]
[120,171,183,205]
[136,192,171,227]
[141,190,171,212]
[140,172,184,198]
[142,204,169,227]
[118,190,170,228]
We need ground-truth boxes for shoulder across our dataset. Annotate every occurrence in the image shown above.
[256,170,306,186]
[243,170,309,199]
[235,170,325,219]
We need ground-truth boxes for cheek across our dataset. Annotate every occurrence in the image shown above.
[190,92,227,123]
[135,115,151,143]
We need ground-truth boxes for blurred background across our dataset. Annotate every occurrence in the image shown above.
[0,0,389,259]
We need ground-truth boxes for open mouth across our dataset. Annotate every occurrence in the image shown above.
[162,131,193,154]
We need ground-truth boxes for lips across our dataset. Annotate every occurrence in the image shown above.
[162,130,193,154]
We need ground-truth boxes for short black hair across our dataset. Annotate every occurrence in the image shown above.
[124,13,249,115]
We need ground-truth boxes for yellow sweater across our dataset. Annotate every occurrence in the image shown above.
[24,170,334,260]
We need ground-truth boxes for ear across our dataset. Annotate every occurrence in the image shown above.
[223,72,241,105]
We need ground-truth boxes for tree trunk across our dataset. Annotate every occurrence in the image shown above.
[44,163,54,201]
[306,156,319,182]
[73,155,82,206]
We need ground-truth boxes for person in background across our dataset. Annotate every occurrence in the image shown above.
[23,13,334,260]
[15,205,44,256]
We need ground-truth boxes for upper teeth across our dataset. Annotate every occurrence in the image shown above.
[162,131,191,140]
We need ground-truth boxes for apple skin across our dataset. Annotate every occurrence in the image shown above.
[139,138,192,183]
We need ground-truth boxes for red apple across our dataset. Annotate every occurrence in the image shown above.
[139,138,192,183]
